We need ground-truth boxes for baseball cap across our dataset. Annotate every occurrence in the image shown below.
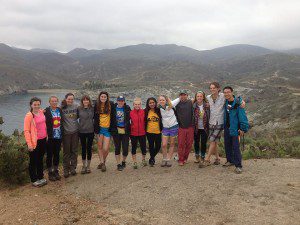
[117,95,125,101]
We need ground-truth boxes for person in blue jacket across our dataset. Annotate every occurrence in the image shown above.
[223,86,249,174]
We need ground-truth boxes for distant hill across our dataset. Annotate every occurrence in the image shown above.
[0,42,299,94]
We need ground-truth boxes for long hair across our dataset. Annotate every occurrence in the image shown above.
[159,95,172,110]
[97,91,111,114]
[80,95,93,109]
[29,97,41,117]
[145,97,160,115]
[193,91,208,104]
[61,93,75,109]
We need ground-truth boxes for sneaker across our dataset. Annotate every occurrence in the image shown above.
[54,170,61,180]
[70,170,77,176]
[141,160,147,167]
[213,159,221,165]
[81,166,87,174]
[199,160,210,168]
[133,162,138,169]
[97,163,104,170]
[194,155,200,163]
[223,161,234,167]
[166,160,172,167]
[174,154,179,161]
[121,161,126,168]
[161,160,167,167]
[235,167,243,174]
[48,172,56,181]
[39,178,48,187]
[117,164,123,171]
[149,160,154,167]
[32,180,42,187]
[101,164,107,172]
[86,160,91,173]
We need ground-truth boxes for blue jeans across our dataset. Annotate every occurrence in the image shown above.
[224,127,242,168]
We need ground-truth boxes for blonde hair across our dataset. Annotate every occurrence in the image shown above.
[133,97,142,105]
[49,95,59,102]
[159,95,172,110]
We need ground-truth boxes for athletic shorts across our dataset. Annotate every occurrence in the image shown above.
[162,125,179,137]
[209,124,223,142]
[99,127,111,138]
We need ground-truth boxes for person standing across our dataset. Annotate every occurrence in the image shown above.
[110,96,131,171]
[223,86,249,174]
[158,95,180,167]
[24,97,48,187]
[130,97,147,169]
[61,93,79,178]
[176,90,194,166]
[45,96,63,181]
[192,91,210,165]
[145,97,163,167]
[78,95,94,174]
[94,91,115,172]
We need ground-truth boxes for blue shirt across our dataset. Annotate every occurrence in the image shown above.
[116,106,125,127]
[51,108,62,139]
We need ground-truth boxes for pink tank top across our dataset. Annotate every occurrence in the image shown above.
[34,112,47,140]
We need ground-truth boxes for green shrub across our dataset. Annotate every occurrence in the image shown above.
[0,133,29,185]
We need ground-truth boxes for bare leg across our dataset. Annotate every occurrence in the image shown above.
[102,136,110,163]
[97,135,104,164]
[167,137,176,160]
[115,154,121,165]
[162,136,168,160]
[205,141,216,161]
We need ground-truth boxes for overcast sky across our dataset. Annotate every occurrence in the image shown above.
[0,0,299,52]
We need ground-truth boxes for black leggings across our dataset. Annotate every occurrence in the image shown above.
[29,138,46,182]
[79,133,94,160]
[46,138,62,169]
[194,129,208,158]
[113,134,129,156]
[130,135,147,155]
[146,133,161,163]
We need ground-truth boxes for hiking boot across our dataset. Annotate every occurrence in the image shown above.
[97,163,104,170]
[54,170,61,180]
[141,160,147,167]
[166,160,172,167]
[194,155,200,163]
[199,160,210,168]
[81,166,87,174]
[101,164,107,172]
[86,160,91,173]
[223,161,234,167]
[133,162,138,169]
[121,161,126,168]
[213,159,221,165]
[70,169,77,176]
[235,167,243,174]
[161,160,167,167]
[48,171,56,181]
[149,158,155,167]
[117,164,123,171]
[64,170,70,178]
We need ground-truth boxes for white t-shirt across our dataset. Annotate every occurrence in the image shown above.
[160,98,180,128]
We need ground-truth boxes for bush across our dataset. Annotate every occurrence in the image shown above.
[0,133,29,185]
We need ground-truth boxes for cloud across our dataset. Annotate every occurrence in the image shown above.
[0,0,299,51]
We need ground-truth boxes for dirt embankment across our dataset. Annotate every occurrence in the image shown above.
[1,154,300,225]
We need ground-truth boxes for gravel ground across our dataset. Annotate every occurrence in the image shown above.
[65,154,300,225]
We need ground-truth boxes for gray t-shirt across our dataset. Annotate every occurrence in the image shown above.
[197,105,204,129]
[78,107,94,133]
[62,104,79,134]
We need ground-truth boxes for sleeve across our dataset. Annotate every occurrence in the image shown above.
[238,107,249,133]
[170,98,180,108]
[24,114,33,148]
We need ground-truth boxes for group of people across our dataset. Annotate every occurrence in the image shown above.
[24,82,249,187]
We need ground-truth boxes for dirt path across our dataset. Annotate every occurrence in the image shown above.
[66,154,300,225]
[1,155,299,225]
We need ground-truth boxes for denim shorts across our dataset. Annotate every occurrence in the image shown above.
[99,127,111,138]
[162,125,179,137]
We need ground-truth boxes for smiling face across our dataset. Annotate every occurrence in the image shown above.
[117,100,125,108]
[82,98,90,108]
[31,101,41,112]
[196,93,204,104]
[210,84,219,95]
[66,95,74,106]
[148,99,156,109]
[49,97,58,109]
[179,93,188,102]
[100,94,108,103]
[223,88,233,100]
[133,100,142,110]
[159,96,167,107]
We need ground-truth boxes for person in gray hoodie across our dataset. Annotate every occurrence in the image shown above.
[78,95,94,174]
[61,93,79,178]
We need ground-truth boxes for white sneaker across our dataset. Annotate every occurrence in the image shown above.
[32,180,41,187]
[39,178,48,186]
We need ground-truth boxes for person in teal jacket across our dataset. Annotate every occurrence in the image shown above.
[223,86,249,174]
